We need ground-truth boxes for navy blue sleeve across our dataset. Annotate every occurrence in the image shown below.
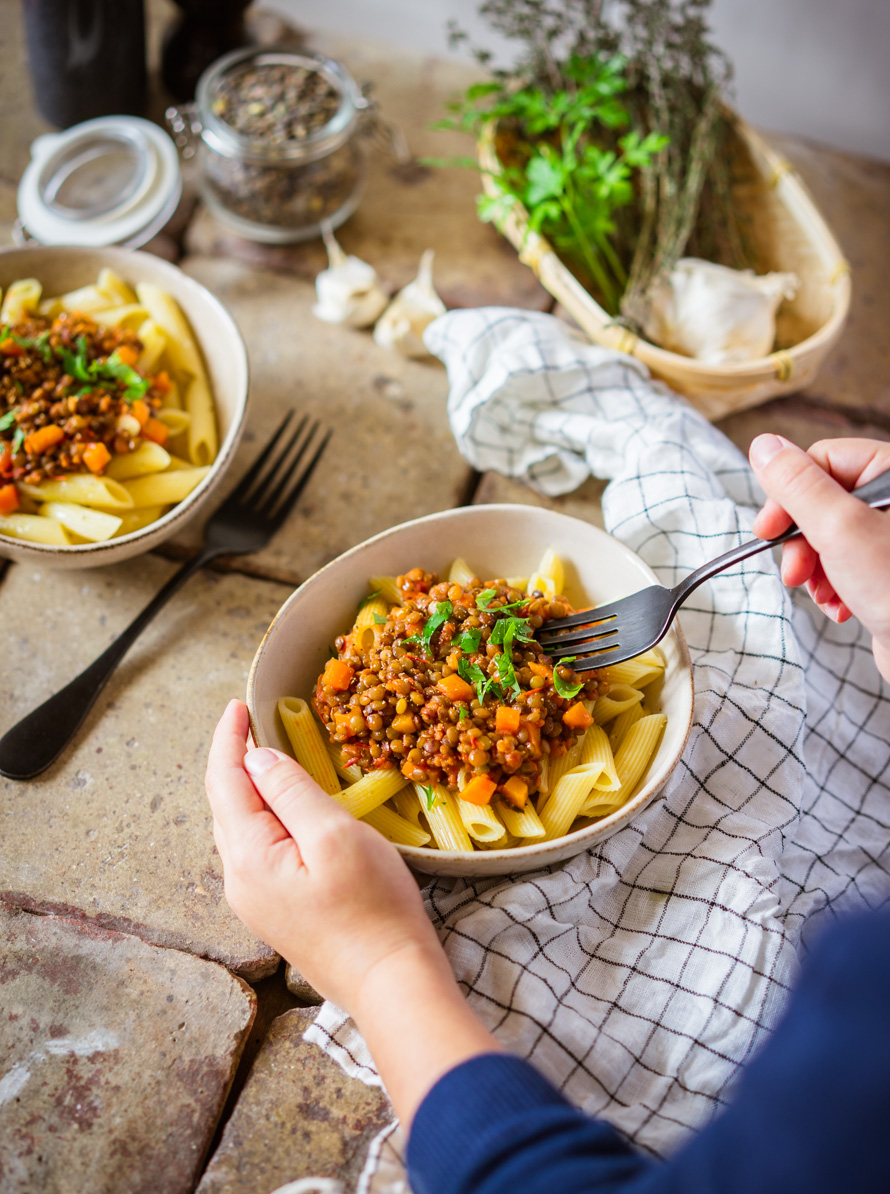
[406,908,890,1194]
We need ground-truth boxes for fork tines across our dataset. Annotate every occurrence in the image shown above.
[232,411,332,524]
[537,604,622,671]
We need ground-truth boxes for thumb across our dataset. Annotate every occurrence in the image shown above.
[749,434,879,558]
[244,748,350,840]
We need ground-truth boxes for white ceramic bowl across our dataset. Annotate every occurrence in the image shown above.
[0,244,248,567]
[248,505,694,877]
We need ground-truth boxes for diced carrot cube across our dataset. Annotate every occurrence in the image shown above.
[460,775,497,806]
[23,424,64,455]
[115,344,139,367]
[495,706,521,734]
[83,442,112,473]
[0,483,19,514]
[438,673,474,702]
[0,338,23,357]
[323,658,354,691]
[143,417,169,445]
[529,661,551,679]
[563,702,593,730]
[131,399,151,428]
[152,370,171,394]
[500,776,528,809]
[391,713,416,733]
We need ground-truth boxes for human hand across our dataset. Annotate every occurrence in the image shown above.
[204,699,448,1016]
[749,434,890,681]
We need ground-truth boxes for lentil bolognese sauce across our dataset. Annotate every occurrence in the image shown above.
[313,568,606,810]
[0,311,168,497]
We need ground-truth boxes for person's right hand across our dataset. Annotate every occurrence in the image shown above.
[749,434,890,682]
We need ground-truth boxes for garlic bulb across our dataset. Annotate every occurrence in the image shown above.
[373,249,446,358]
[312,226,389,328]
[627,258,800,365]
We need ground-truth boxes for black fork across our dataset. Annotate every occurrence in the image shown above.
[0,411,331,780]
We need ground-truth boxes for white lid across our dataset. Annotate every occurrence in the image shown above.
[18,116,182,248]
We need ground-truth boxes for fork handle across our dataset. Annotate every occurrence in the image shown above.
[0,545,222,781]
[674,467,890,607]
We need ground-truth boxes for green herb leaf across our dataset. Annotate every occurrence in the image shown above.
[372,613,387,625]
[422,600,453,651]
[553,658,584,700]
[11,331,53,364]
[420,784,438,811]
[454,627,481,655]
[12,379,24,395]
[458,707,469,721]
[358,588,381,611]
[457,656,486,687]
[11,427,25,455]
[0,409,17,432]
[58,336,92,382]
[475,589,498,609]
[90,349,150,402]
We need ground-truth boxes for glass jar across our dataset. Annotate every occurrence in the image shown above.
[169,46,373,244]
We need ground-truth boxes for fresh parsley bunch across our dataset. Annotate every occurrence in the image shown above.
[433,51,668,315]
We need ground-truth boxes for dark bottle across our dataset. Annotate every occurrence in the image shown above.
[161,0,254,102]
[22,0,147,129]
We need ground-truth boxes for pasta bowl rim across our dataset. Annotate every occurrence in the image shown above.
[0,244,249,567]
[247,504,695,878]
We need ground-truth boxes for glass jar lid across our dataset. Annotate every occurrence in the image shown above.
[17,116,182,247]
[195,47,369,166]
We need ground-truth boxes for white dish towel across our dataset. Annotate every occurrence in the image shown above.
[306,308,890,1192]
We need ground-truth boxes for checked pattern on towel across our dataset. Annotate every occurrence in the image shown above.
[306,309,890,1191]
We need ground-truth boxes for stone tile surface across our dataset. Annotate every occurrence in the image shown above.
[185,33,550,315]
[0,901,256,1194]
[160,256,474,584]
[197,1006,392,1194]
[0,557,285,978]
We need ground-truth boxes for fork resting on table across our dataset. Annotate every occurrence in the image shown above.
[537,467,890,671]
[0,411,331,781]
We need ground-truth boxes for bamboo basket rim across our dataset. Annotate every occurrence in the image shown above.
[477,116,851,384]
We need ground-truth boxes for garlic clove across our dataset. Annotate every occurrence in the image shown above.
[627,257,800,365]
[373,249,447,358]
[312,226,389,328]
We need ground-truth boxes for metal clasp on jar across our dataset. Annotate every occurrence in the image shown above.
[165,103,203,160]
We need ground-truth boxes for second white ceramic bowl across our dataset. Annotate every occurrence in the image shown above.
[248,504,694,877]
[0,244,248,567]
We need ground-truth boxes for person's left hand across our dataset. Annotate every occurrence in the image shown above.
[204,699,447,1016]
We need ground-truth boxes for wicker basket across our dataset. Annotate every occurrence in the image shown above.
[478,118,851,420]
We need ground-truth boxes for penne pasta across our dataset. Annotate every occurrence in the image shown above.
[352,596,390,651]
[539,725,620,840]
[608,703,645,754]
[105,441,172,481]
[527,546,565,601]
[600,651,665,690]
[123,466,209,508]
[326,741,363,784]
[497,799,546,840]
[1,278,41,323]
[89,304,149,329]
[368,575,402,605]
[97,268,137,305]
[457,797,506,843]
[362,805,431,848]
[610,713,667,803]
[136,283,217,467]
[417,784,474,852]
[135,319,167,373]
[277,697,341,796]
[40,501,122,542]
[447,557,476,586]
[593,684,645,724]
[334,769,408,820]
[56,283,108,313]
[157,407,191,437]
[0,511,69,544]
[392,787,424,826]
[110,505,168,536]
[18,475,134,510]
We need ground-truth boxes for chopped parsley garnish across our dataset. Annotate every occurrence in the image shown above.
[372,613,387,625]
[495,650,522,699]
[0,409,17,432]
[420,784,438,811]
[476,589,526,612]
[457,656,506,705]
[454,627,481,654]
[405,600,453,656]
[12,331,53,364]
[553,658,584,700]
[458,706,469,721]
[90,349,150,402]
[11,427,25,455]
[57,336,92,381]
[12,379,23,394]
[358,588,382,611]
[490,615,533,648]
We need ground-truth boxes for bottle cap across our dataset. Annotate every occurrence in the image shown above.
[17,115,181,247]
